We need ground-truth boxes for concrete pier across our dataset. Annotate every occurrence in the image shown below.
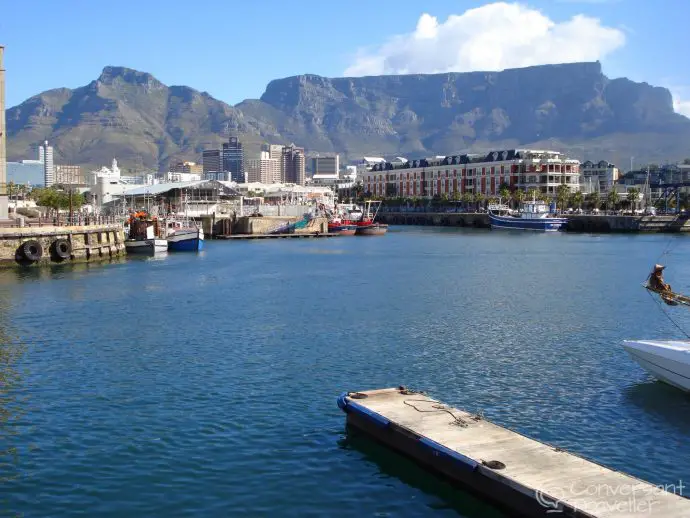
[0,225,126,266]
[338,387,690,517]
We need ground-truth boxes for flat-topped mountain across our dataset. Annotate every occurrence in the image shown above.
[7,62,690,170]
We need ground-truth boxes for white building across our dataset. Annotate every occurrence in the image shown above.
[580,160,620,195]
[39,140,54,186]
[364,149,580,199]
[164,171,202,183]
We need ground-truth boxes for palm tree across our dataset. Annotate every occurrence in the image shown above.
[588,192,600,211]
[473,192,486,211]
[607,189,620,212]
[513,189,526,209]
[526,188,540,202]
[462,192,474,210]
[627,187,641,213]
[571,191,584,210]
[556,184,571,213]
[451,190,461,211]
[499,186,511,206]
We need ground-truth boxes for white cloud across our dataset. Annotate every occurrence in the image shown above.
[344,2,625,77]
[673,93,690,118]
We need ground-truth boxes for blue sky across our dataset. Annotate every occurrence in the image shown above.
[2,0,689,114]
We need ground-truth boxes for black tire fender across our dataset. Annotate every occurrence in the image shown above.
[52,239,71,260]
[22,240,43,262]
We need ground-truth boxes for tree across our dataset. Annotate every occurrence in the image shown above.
[627,187,641,212]
[556,184,571,212]
[473,192,485,211]
[29,186,85,215]
[462,192,474,210]
[513,189,526,208]
[571,191,584,210]
[526,188,540,201]
[684,158,690,165]
[499,186,511,205]
[607,189,620,211]
[587,192,600,211]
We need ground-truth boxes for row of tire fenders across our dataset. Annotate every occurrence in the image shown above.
[18,239,71,263]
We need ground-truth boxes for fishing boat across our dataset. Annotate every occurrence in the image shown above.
[623,264,690,391]
[328,217,357,235]
[124,212,168,254]
[166,219,204,251]
[354,200,388,236]
[489,197,567,231]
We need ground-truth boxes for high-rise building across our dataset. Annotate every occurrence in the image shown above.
[262,143,286,182]
[170,161,203,174]
[222,137,245,183]
[282,144,305,185]
[247,151,281,183]
[311,155,339,176]
[0,46,7,219]
[40,140,54,186]
[202,150,222,174]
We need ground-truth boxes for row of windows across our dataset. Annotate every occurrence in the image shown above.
[368,166,579,182]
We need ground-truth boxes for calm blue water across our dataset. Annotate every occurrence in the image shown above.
[2,227,690,517]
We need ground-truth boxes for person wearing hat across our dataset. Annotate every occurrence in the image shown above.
[648,264,672,294]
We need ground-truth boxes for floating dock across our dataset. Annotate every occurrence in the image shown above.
[338,387,690,517]
[215,232,339,240]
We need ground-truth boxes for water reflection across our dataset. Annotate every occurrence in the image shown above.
[338,428,506,518]
[0,288,26,484]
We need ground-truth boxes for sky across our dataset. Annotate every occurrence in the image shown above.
[2,0,689,116]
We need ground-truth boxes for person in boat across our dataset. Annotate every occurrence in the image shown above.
[648,264,672,293]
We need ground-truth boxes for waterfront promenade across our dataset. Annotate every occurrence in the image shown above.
[377,209,690,232]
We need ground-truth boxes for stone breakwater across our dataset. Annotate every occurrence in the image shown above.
[377,212,690,233]
[0,225,126,267]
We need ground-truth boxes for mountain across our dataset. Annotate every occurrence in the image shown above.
[7,62,690,171]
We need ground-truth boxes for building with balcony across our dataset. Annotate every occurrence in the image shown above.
[580,160,620,194]
[363,149,580,199]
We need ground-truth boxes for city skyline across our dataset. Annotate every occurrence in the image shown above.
[1,0,689,116]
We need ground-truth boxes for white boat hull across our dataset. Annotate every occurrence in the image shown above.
[622,340,690,392]
[125,238,168,254]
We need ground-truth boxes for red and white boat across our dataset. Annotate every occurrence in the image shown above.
[328,216,357,235]
[354,201,388,236]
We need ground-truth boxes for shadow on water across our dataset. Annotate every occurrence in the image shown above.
[624,381,690,434]
[338,427,507,518]
[0,257,130,284]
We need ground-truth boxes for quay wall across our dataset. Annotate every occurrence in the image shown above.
[378,212,490,228]
[377,212,690,233]
[0,224,126,267]
[230,216,328,235]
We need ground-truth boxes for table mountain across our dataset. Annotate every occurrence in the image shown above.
[7,62,690,171]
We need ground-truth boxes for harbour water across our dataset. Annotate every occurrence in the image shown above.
[2,227,690,516]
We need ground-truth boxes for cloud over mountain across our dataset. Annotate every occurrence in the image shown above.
[344,2,625,76]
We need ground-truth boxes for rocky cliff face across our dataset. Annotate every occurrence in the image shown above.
[7,62,690,170]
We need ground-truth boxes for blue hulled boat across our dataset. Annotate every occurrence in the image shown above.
[489,199,568,232]
[166,220,204,251]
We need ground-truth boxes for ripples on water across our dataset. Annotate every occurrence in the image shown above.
[1,227,690,516]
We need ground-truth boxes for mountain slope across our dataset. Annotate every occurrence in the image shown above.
[7,62,690,170]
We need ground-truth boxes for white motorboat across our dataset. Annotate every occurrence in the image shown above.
[125,214,168,255]
[622,339,690,392]
[124,238,168,254]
